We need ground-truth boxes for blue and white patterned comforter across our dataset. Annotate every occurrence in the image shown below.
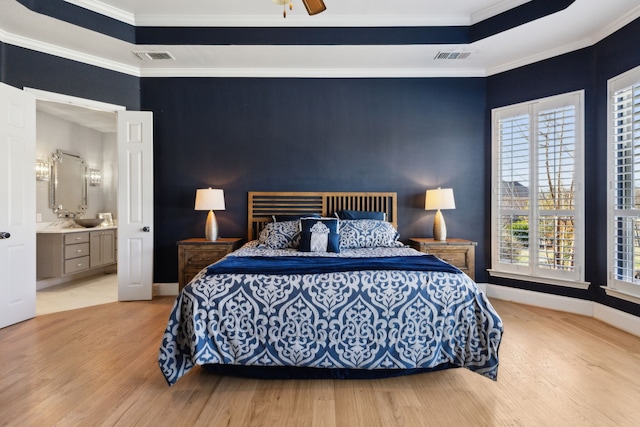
[158,243,503,385]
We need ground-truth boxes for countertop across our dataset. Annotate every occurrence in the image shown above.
[36,220,118,234]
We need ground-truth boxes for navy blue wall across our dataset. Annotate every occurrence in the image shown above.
[141,77,487,282]
[487,18,640,316]
[0,43,140,110]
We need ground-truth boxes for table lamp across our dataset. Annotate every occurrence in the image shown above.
[425,188,456,241]
[195,188,225,241]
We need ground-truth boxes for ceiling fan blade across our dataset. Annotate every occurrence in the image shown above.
[302,0,326,15]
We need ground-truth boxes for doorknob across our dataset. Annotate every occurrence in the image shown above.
[0,232,10,239]
[142,226,150,232]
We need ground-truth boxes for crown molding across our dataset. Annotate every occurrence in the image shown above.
[64,0,136,25]
[486,36,592,76]
[0,27,140,77]
[590,4,640,45]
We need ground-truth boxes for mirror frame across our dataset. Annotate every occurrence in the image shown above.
[49,150,88,218]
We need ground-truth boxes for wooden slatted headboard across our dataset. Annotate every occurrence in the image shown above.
[248,191,397,241]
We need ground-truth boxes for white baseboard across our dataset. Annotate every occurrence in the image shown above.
[593,303,640,337]
[486,284,640,337]
[153,282,179,296]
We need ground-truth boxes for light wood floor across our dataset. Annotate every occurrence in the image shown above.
[1,297,640,427]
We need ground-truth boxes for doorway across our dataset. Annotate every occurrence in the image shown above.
[24,88,154,314]
[0,84,154,328]
[33,95,120,315]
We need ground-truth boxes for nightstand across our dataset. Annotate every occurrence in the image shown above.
[409,238,477,280]
[177,237,243,291]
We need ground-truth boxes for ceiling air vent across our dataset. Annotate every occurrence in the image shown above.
[133,51,175,61]
[434,51,472,60]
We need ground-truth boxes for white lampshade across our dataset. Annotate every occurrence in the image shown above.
[425,188,456,211]
[195,188,225,241]
[195,188,226,211]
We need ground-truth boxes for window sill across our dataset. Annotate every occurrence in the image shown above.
[601,286,640,305]
[487,270,590,290]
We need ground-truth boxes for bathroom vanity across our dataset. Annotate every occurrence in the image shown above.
[37,226,117,279]
[36,148,118,284]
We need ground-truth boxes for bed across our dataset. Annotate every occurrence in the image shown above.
[159,192,502,386]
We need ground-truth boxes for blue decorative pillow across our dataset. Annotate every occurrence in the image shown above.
[336,210,386,221]
[272,213,320,222]
[339,219,403,249]
[299,218,340,253]
[258,220,301,249]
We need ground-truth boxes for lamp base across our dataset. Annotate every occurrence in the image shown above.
[205,210,219,241]
[433,209,447,241]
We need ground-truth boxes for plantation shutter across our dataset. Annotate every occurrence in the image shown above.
[497,114,530,269]
[611,82,640,285]
[492,91,583,284]
[537,105,577,274]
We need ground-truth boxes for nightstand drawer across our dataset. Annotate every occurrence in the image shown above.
[424,248,468,269]
[183,247,230,269]
[409,238,477,280]
[177,238,244,291]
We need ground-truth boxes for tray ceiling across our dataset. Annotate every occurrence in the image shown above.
[1,0,640,77]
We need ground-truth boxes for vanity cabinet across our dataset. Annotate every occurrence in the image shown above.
[37,229,117,279]
[90,229,116,268]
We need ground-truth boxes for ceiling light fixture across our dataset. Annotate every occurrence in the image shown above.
[273,0,326,18]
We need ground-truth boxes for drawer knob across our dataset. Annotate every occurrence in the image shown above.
[0,232,10,239]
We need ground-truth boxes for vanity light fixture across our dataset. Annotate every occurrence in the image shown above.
[425,188,456,241]
[35,159,50,181]
[89,168,102,186]
[195,188,226,241]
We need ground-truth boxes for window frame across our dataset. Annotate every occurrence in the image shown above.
[490,91,587,289]
[606,65,640,304]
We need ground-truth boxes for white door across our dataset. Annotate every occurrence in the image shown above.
[0,83,36,328]
[117,110,154,301]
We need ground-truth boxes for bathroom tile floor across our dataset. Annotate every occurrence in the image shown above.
[36,273,118,315]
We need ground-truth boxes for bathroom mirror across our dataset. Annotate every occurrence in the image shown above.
[50,150,88,218]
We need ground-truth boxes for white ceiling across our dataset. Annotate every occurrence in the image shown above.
[1,0,639,79]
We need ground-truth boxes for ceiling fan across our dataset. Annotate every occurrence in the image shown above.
[273,0,327,18]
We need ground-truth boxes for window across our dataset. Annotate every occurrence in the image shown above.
[607,66,640,302]
[491,91,585,287]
